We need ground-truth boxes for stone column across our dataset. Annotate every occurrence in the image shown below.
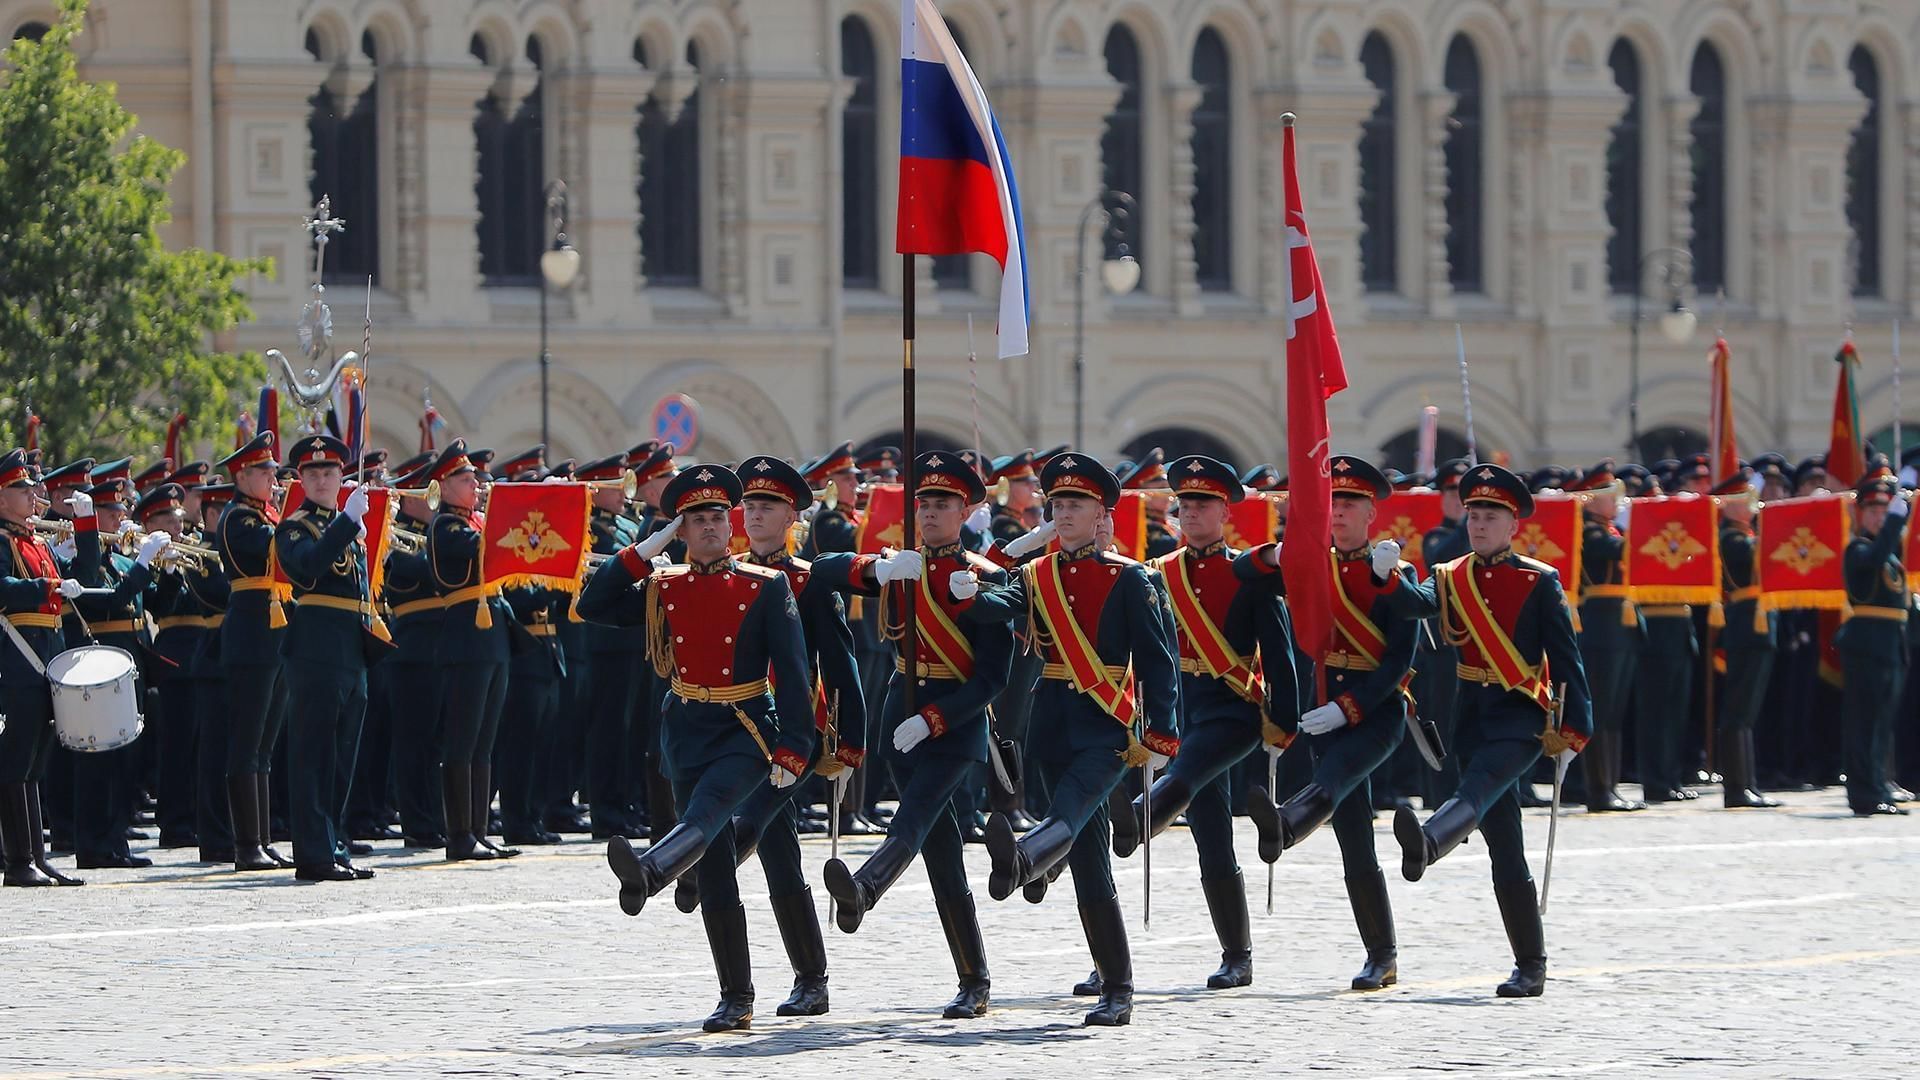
[562,67,655,324]
[1420,89,1457,316]
[398,59,494,321]
[1166,82,1204,317]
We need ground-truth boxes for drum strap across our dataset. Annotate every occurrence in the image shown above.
[0,616,48,678]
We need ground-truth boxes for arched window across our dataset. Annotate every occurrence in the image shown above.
[474,35,546,286]
[13,21,49,42]
[841,17,879,289]
[1442,35,1483,293]
[1688,43,1727,293]
[1605,39,1643,294]
[1101,25,1145,264]
[1847,45,1881,298]
[306,29,380,285]
[1356,31,1397,292]
[1190,28,1232,292]
[1121,428,1237,465]
[932,23,972,289]
[1379,427,1471,477]
[639,42,702,287]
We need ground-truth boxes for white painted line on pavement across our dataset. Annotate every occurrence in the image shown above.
[1562,891,1857,916]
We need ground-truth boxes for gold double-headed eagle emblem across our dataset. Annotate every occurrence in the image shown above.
[1637,521,1705,570]
[1767,526,1836,577]
[495,511,573,564]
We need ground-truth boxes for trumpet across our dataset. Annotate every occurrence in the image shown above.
[30,517,75,543]
[388,481,442,511]
[389,526,426,554]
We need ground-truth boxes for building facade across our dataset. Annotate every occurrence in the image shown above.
[9,0,1918,471]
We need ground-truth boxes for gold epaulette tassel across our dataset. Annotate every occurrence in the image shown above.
[475,597,493,630]
[268,598,287,630]
[1708,600,1726,630]
[1621,597,1637,627]
[1754,601,1770,634]
[369,614,393,644]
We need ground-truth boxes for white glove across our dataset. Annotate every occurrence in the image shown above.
[948,570,978,600]
[1616,500,1632,528]
[965,504,992,534]
[69,492,94,518]
[1371,539,1401,578]
[649,554,674,570]
[634,516,682,560]
[135,531,172,567]
[1891,492,1911,520]
[770,762,800,789]
[341,484,370,523]
[874,549,924,585]
[893,714,932,754]
[541,474,567,484]
[1299,702,1347,736]
[57,578,85,599]
[1003,519,1057,559]
[1147,751,1171,775]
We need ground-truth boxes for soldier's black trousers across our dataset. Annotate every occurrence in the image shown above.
[879,750,975,901]
[1635,617,1696,793]
[1034,751,1128,904]
[584,654,641,825]
[0,683,58,783]
[1582,646,1636,740]
[1842,649,1906,811]
[225,661,288,776]
[497,666,557,834]
[387,662,445,837]
[154,676,199,841]
[1305,691,1407,878]
[283,661,367,869]
[346,662,393,827]
[676,753,777,909]
[734,758,817,899]
[72,742,137,859]
[1445,726,1542,886]
[1720,647,1774,735]
[441,660,507,767]
[194,677,233,850]
[1162,718,1260,880]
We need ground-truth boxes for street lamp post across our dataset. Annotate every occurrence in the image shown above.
[1627,247,1698,458]
[1074,190,1142,450]
[537,180,581,449]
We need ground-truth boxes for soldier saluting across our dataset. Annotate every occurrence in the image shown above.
[583,464,816,1033]
[1382,463,1592,998]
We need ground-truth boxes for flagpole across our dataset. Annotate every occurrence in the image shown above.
[1456,323,1476,463]
[1895,319,1903,474]
[902,253,920,724]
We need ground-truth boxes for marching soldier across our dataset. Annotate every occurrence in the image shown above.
[69,463,171,870]
[1235,455,1412,991]
[586,464,817,1032]
[0,449,89,887]
[1571,462,1644,812]
[1713,469,1780,809]
[381,461,448,848]
[213,432,294,872]
[274,434,386,881]
[1835,467,1910,816]
[187,480,237,862]
[816,451,1011,1021]
[694,453,869,1016]
[580,452,648,840]
[1385,464,1592,997]
[424,439,519,861]
[1107,454,1299,991]
[974,453,1180,1027]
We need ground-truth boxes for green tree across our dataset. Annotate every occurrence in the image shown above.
[0,0,271,466]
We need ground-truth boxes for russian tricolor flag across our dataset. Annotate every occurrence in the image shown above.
[896,0,1029,359]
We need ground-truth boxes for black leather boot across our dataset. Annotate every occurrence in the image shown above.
[1394,797,1477,882]
[607,823,707,916]
[443,766,498,862]
[769,888,829,1016]
[1494,879,1546,997]
[935,892,991,1018]
[700,901,755,1032]
[1721,731,1780,809]
[1072,970,1102,996]
[1276,782,1336,855]
[2,782,53,887]
[256,773,294,867]
[471,764,519,858]
[1583,732,1634,811]
[1346,869,1398,990]
[1079,895,1133,1027]
[985,813,1072,901]
[27,784,82,885]
[228,775,276,872]
[1243,785,1282,864]
[1201,872,1252,989]
[1114,774,1191,858]
[822,834,916,933]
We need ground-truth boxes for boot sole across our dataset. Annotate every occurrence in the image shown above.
[1108,787,1140,858]
[1084,1010,1133,1027]
[942,999,989,1019]
[607,838,652,916]
[701,1013,753,1033]
[673,879,701,914]
[821,859,867,933]
[1243,788,1281,864]
[984,815,1018,901]
[1351,970,1398,991]
[1392,806,1426,882]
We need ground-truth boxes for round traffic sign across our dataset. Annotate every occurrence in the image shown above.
[650,393,700,454]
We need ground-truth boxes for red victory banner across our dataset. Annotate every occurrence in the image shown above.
[1370,489,1445,576]
[479,482,592,599]
[1626,494,1722,605]
[1226,492,1280,551]
[271,480,391,601]
[855,483,905,554]
[1757,493,1851,614]
[1514,493,1586,612]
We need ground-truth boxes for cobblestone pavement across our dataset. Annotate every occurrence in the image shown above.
[2,786,1916,1078]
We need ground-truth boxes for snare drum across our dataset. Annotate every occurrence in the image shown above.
[47,645,143,752]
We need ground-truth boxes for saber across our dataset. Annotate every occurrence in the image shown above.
[1895,319,1903,471]
[1539,683,1569,915]
[967,314,982,458]
[1456,324,1476,463]
[1141,752,1152,929]
[1264,748,1279,915]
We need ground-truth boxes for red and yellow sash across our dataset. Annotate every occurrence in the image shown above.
[913,567,976,680]
[1157,549,1263,706]
[1440,556,1553,712]
[1026,554,1136,727]
[1330,551,1388,664]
